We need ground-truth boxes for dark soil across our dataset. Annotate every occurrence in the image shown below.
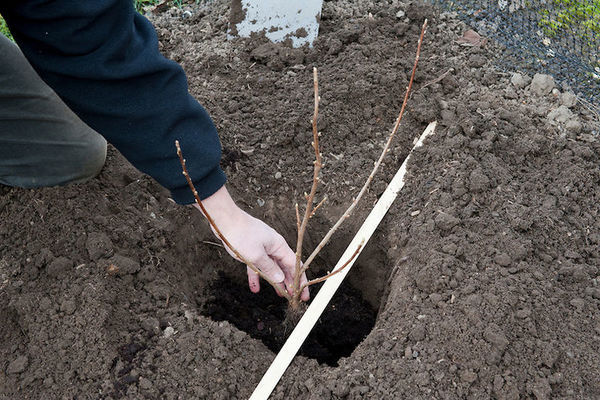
[2,1,600,399]
[203,273,376,366]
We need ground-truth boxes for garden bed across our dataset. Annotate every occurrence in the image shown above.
[1,1,599,398]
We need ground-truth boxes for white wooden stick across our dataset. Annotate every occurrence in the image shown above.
[249,121,437,400]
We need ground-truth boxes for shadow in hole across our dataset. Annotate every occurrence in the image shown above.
[201,272,376,366]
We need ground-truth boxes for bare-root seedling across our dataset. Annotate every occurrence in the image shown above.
[176,19,427,311]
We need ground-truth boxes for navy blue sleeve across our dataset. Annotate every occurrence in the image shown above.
[1,0,226,204]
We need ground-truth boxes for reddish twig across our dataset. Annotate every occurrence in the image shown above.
[300,19,428,276]
[175,140,290,300]
[295,203,301,233]
[309,196,327,219]
[299,242,363,291]
[291,67,322,302]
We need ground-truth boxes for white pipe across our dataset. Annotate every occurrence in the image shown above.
[249,121,438,400]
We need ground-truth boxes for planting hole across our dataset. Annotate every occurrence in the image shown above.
[200,239,387,367]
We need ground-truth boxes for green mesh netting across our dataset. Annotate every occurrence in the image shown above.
[429,0,599,103]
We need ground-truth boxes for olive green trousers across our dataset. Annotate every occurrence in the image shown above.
[0,33,106,188]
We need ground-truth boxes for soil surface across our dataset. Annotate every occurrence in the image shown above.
[1,1,599,399]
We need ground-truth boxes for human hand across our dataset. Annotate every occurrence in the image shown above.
[197,186,310,301]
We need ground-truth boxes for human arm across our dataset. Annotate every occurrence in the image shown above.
[0,0,222,203]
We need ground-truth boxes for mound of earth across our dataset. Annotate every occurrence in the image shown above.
[1,1,599,399]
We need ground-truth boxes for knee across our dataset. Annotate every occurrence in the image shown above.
[77,132,107,182]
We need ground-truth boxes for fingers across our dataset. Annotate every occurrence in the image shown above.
[267,234,310,301]
[247,266,260,293]
[247,253,287,296]
[267,236,301,299]
[300,272,310,301]
[265,234,297,277]
[255,253,285,282]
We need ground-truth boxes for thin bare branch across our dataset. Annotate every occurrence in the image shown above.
[292,66,322,297]
[309,196,328,219]
[295,203,301,233]
[300,19,428,276]
[175,140,290,300]
[300,242,363,291]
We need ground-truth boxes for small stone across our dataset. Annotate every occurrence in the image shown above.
[435,211,459,231]
[504,87,518,99]
[457,29,486,46]
[332,381,350,397]
[564,249,581,258]
[163,326,175,338]
[572,266,589,282]
[104,255,140,275]
[394,22,409,36]
[547,105,574,125]
[493,375,505,392]
[560,92,578,108]
[142,317,161,336]
[460,369,478,383]
[414,371,430,386]
[510,73,530,89]
[469,168,490,192]
[404,346,413,358]
[257,198,265,207]
[530,73,555,96]
[486,349,502,365]
[278,47,304,66]
[7,355,28,374]
[139,377,152,390]
[494,253,512,267]
[565,120,582,133]
[327,38,343,55]
[549,372,563,384]
[60,299,77,315]
[570,298,585,309]
[184,310,194,324]
[468,54,486,68]
[395,10,406,18]
[232,330,246,344]
[429,293,442,303]
[274,172,282,179]
[442,243,457,255]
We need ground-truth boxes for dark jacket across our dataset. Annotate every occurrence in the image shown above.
[1,0,226,204]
